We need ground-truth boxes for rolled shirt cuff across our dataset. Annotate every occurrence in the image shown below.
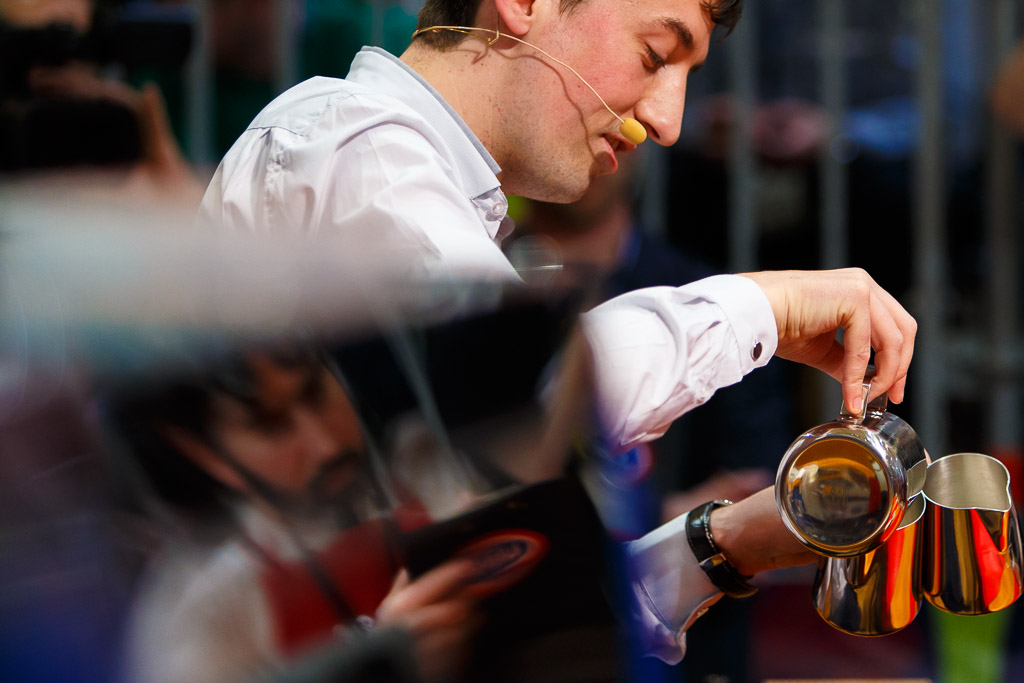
[625,511,723,664]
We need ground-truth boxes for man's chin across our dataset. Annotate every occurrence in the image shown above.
[275,490,362,526]
[551,171,600,204]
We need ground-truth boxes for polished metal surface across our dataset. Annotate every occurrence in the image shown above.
[813,493,926,636]
[922,453,1023,614]
[776,378,928,557]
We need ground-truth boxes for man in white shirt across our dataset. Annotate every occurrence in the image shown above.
[198,0,917,665]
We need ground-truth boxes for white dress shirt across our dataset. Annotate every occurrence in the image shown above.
[198,46,779,664]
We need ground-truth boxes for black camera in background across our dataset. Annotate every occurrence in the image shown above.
[0,1,193,171]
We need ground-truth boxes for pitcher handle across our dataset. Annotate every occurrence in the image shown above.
[838,365,887,423]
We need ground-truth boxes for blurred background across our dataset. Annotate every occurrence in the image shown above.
[1,0,1022,682]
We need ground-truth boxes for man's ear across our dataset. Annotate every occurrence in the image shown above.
[160,424,248,494]
[493,0,548,36]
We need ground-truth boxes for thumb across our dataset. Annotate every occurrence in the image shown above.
[388,568,411,596]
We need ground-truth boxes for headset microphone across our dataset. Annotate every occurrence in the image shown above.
[412,25,648,145]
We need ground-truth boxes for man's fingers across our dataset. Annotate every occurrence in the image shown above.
[877,288,917,404]
[742,267,915,412]
[840,308,873,415]
[866,295,904,405]
[380,560,474,617]
[888,374,908,404]
[388,568,411,595]
[387,598,478,633]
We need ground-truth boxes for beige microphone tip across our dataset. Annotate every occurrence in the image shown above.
[619,118,647,145]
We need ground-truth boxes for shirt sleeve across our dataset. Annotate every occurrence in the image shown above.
[625,512,723,664]
[579,275,778,451]
[199,104,519,284]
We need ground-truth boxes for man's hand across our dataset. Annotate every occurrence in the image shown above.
[376,560,482,683]
[741,268,916,414]
[28,67,204,210]
[707,487,818,576]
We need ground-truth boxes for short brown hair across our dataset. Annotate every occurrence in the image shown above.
[414,0,743,49]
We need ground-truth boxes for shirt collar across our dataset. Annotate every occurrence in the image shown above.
[347,47,502,200]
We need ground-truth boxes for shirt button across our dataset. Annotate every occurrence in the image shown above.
[487,201,507,221]
[751,341,763,361]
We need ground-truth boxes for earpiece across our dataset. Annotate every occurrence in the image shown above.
[413,25,648,145]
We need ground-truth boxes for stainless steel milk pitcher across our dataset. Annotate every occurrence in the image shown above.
[922,452,1023,615]
[776,372,928,557]
[812,493,926,636]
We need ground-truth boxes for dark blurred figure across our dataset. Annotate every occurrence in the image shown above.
[194,0,417,157]
[0,366,136,683]
[516,153,796,683]
[0,0,203,208]
[0,3,201,681]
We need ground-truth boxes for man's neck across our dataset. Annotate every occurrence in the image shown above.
[400,36,507,169]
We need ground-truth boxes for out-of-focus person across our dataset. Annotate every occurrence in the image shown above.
[992,40,1024,138]
[516,153,793,682]
[107,344,483,683]
[516,153,789,524]
[0,0,203,210]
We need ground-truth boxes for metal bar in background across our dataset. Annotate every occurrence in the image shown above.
[186,0,213,167]
[275,0,300,95]
[985,0,1020,452]
[815,0,847,422]
[911,0,948,457]
[370,0,386,50]
[818,0,848,270]
[728,0,758,273]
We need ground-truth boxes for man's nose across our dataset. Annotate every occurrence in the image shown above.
[635,74,688,147]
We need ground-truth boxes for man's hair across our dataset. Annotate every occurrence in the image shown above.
[103,345,325,520]
[104,368,250,521]
[414,0,743,49]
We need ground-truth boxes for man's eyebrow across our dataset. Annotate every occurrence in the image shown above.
[660,17,694,51]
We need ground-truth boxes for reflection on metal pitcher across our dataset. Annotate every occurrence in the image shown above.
[922,453,1023,615]
[813,493,926,636]
[776,370,928,557]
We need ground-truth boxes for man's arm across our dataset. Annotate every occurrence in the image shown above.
[627,487,816,664]
[581,275,776,451]
[582,268,915,451]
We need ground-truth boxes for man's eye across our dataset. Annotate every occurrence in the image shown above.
[248,411,292,433]
[646,46,667,70]
[301,377,327,406]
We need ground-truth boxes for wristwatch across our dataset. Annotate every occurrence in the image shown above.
[685,500,758,599]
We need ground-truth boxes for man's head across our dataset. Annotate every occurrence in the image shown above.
[0,0,94,32]
[406,0,742,203]
[110,347,369,521]
[415,0,741,48]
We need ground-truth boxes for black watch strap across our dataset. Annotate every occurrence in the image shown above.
[685,500,758,599]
